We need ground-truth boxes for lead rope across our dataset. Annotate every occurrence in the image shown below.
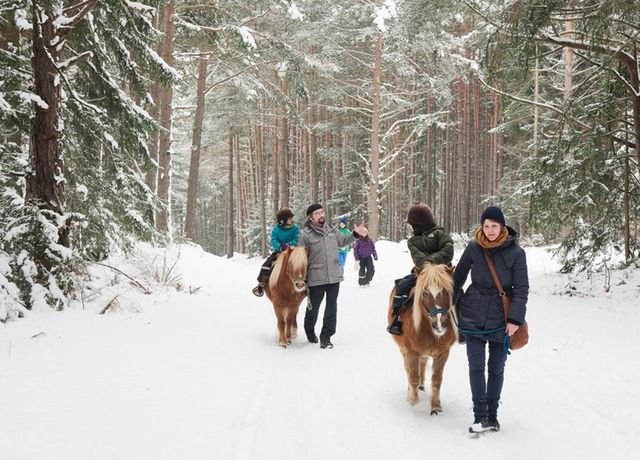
[305,284,312,311]
[451,306,510,354]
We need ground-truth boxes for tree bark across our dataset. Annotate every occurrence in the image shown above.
[145,9,163,197]
[156,1,176,236]
[184,51,208,240]
[255,107,267,255]
[308,102,318,203]
[226,130,234,258]
[1,9,20,146]
[367,32,383,240]
[236,133,246,253]
[279,75,290,207]
[26,9,65,239]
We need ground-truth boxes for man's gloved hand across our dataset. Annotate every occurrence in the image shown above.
[280,243,289,252]
[373,255,378,261]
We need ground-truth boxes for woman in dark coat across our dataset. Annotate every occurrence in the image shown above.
[453,206,529,434]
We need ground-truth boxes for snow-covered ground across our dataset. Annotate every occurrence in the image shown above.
[1,240,639,459]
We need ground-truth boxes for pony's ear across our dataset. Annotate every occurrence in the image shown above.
[446,265,454,274]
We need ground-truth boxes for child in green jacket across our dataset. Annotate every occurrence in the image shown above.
[387,203,454,335]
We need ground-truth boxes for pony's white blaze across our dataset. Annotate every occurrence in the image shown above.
[434,311,445,337]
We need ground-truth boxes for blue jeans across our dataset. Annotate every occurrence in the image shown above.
[465,335,507,419]
[338,252,347,267]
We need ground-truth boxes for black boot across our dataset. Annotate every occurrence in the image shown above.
[469,417,500,433]
[387,314,403,335]
[252,282,264,297]
[487,400,500,431]
[487,417,500,431]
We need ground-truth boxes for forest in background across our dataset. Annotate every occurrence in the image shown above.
[0,0,639,317]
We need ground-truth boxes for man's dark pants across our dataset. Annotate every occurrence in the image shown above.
[305,283,340,342]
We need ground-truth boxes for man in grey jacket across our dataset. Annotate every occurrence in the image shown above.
[298,203,366,349]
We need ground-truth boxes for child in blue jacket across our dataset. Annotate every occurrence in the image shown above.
[252,208,300,297]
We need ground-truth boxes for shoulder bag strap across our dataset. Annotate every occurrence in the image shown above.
[482,249,510,323]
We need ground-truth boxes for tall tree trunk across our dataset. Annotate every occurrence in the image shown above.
[623,146,631,263]
[272,105,280,214]
[280,76,290,207]
[258,100,268,254]
[367,32,383,240]
[627,63,640,177]
[236,133,246,253]
[492,88,501,195]
[145,10,163,197]
[1,9,20,146]
[184,51,208,240]
[156,1,176,237]
[255,111,267,255]
[226,130,234,258]
[308,103,318,204]
[563,13,574,100]
[26,9,66,242]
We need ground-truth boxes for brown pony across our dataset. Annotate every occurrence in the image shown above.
[264,246,308,347]
[388,264,457,415]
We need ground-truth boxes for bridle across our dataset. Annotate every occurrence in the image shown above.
[420,290,451,317]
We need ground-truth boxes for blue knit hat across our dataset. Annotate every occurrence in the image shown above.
[481,206,505,226]
[339,216,349,225]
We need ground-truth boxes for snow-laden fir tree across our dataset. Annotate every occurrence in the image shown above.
[0,0,177,319]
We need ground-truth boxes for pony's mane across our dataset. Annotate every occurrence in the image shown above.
[412,264,453,330]
[288,247,308,272]
[268,247,307,289]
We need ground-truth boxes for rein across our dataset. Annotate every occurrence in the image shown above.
[451,312,511,354]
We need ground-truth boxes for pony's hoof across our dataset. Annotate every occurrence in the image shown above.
[407,394,419,406]
[286,340,292,345]
[430,409,442,416]
[279,343,287,348]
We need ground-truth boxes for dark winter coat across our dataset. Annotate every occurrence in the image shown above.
[354,238,377,261]
[271,223,300,252]
[407,226,454,267]
[298,221,355,287]
[453,226,529,342]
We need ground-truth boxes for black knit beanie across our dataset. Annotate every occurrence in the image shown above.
[480,206,505,226]
[306,203,323,217]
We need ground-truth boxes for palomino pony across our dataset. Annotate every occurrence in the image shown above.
[264,246,308,347]
[388,264,457,415]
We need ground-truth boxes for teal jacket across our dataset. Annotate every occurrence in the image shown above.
[271,224,300,252]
